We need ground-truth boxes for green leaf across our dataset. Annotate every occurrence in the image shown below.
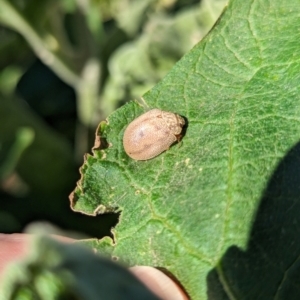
[71,0,300,298]
[0,236,160,300]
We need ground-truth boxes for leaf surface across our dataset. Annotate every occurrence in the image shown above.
[71,0,300,298]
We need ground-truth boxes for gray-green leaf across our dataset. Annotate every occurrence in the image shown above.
[71,0,300,298]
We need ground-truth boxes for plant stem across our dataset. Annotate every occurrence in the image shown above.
[0,0,81,87]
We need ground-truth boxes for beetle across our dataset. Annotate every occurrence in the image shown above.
[123,109,185,160]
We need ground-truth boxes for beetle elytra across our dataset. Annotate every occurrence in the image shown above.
[123,109,185,160]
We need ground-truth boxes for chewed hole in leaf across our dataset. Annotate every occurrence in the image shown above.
[92,121,110,151]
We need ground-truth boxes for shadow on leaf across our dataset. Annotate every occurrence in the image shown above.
[207,141,300,299]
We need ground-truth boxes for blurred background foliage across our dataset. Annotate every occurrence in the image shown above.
[0,0,226,236]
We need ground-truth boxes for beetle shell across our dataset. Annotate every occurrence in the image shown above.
[123,109,185,160]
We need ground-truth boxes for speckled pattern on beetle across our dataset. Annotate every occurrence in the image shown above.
[123,109,185,160]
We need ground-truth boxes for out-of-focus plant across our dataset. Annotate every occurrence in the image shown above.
[0,0,226,126]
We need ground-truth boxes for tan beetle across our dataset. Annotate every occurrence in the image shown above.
[123,109,185,160]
